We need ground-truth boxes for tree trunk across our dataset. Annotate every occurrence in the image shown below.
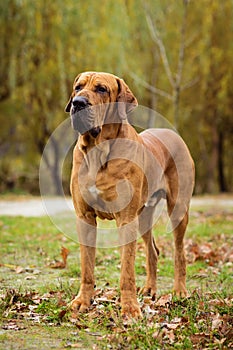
[206,121,218,193]
[50,136,63,196]
[39,135,63,196]
[217,130,227,192]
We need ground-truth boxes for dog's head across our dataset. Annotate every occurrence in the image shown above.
[65,72,138,138]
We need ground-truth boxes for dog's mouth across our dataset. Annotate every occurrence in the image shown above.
[88,126,102,138]
[71,109,102,138]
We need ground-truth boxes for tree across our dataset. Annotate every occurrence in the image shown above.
[196,0,233,192]
[0,0,232,194]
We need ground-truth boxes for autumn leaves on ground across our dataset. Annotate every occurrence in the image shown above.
[0,199,232,349]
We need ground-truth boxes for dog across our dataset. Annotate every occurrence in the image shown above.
[65,71,195,318]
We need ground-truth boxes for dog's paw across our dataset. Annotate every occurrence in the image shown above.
[69,283,95,317]
[69,295,91,317]
[121,300,142,319]
[173,287,188,298]
[140,286,156,299]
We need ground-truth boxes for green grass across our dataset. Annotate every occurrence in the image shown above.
[0,203,233,349]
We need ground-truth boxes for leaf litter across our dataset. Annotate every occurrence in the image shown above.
[0,211,232,348]
[1,284,232,348]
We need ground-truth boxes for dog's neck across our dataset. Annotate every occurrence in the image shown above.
[77,122,139,175]
[77,123,122,172]
[78,123,124,154]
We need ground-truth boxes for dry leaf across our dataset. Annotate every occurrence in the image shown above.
[66,343,83,348]
[212,313,223,330]
[15,266,25,274]
[48,246,70,269]
[156,293,172,307]
[0,263,25,273]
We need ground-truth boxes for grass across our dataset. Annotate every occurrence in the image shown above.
[0,199,233,349]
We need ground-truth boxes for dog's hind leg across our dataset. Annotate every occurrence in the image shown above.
[166,194,189,297]
[139,206,159,298]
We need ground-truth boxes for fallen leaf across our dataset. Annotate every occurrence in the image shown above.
[2,321,26,331]
[48,246,70,269]
[190,332,210,345]
[166,322,180,330]
[66,343,83,348]
[154,327,175,344]
[0,263,25,273]
[156,293,172,307]
[143,297,152,304]
[25,275,36,280]
[185,236,233,266]
[58,309,67,319]
[144,305,157,317]
[15,266,25,274]
[212,313,223,330]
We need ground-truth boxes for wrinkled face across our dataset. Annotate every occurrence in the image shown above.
[65,72,138,138]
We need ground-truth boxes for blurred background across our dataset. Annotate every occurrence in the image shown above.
[0,0,232,196]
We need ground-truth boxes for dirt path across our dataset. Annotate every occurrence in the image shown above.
[0,195,232,217]
[0,197,74,217]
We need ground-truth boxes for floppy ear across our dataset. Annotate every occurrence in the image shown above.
[65,96,72,113]
[64,74,82,113]
[116,78,138,120]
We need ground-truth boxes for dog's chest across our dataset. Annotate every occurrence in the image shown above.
[79,159,142,215]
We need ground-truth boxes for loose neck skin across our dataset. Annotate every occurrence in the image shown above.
[78,121,140,155]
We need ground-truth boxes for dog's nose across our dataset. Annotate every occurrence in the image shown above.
[72,96,89,110]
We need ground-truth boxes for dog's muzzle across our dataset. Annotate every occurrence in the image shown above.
[71,96,101,138]
[72,96,89,112]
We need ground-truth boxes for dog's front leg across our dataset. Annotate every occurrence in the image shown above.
[118,219,142,318]
[70,217,96,315]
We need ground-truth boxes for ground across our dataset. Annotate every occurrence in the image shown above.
[0,195,232,349]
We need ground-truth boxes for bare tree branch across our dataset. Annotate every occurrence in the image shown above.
[176,0,188,89]
[181,76,199,91]
[173,0,189,128]
[142,1,196,130]
[129,72,173,101]
[144,6,175,88]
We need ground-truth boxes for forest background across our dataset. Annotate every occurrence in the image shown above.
[0,0,232,195]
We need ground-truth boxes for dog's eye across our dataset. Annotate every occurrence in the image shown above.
[75,85,82,92]
[96,85,108,93]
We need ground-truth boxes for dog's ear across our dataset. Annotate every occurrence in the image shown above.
[116,78,138,120]
[64,74,82,113]
[65,96,72,113]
